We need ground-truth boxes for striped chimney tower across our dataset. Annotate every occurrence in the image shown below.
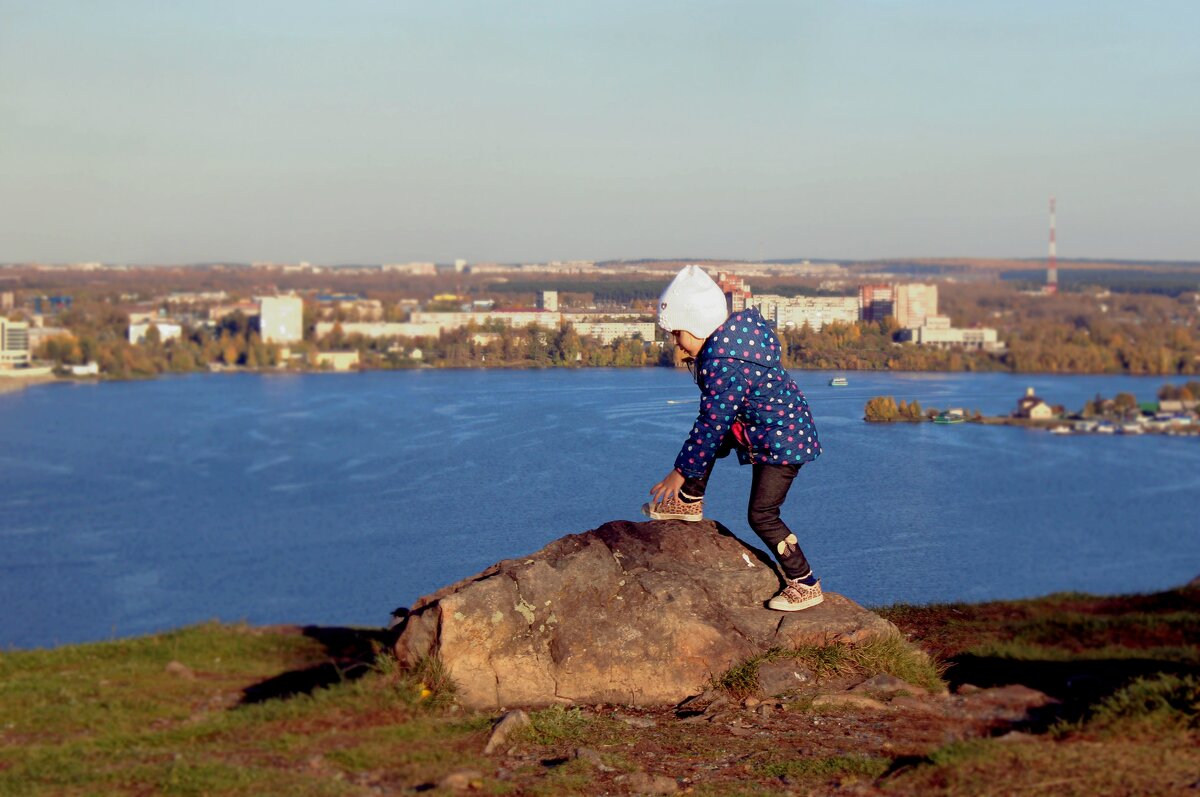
[1047,197,1058,295]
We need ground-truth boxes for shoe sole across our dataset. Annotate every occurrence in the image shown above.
[767,594,824,612]
[641,503,704,522]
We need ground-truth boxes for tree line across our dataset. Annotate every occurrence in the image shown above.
[35,304,283,378]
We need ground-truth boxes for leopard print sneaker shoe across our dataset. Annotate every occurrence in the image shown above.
[767,577,824,611]
[641,495,704,522]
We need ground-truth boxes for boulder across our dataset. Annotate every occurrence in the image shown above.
[394,520,897,708]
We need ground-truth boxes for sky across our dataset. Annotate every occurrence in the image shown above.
[1,0,1197,264]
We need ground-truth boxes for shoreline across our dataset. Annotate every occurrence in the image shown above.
[867,414,1200,436]
[0,374,58,394]
[10,362,1200,387]
[5,574,1195,655]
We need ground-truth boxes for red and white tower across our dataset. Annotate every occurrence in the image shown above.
[1046,197,1058,295]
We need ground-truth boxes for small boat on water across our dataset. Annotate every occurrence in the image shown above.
[1049,425,1072,435]
[933,411,965,424]
[829,377,848,387]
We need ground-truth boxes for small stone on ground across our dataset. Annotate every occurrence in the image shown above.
[484,709,530,754]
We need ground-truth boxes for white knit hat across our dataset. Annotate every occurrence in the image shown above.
[657,265,729,340]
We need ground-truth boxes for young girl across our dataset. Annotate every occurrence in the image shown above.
[643,265,824,611]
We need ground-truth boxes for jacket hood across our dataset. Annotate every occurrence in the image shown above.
[701,307,782,367]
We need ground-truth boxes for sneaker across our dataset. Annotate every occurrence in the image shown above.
[641,495,704,522]
[767,578,824,611]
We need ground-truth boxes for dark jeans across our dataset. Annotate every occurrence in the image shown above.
[681,443,812,580]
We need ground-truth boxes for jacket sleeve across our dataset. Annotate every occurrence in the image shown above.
[674,357,750,479]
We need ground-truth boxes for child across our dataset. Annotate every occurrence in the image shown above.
[643,265,824,611]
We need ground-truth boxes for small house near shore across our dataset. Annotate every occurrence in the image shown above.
[1014,387,1055,420]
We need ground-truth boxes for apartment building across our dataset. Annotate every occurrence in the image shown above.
[0,316,31,368]
[747,295,859,331]
[893,283,938,328]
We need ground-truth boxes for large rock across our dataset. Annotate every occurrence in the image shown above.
[393,519,897,708]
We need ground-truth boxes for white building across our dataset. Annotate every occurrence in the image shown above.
[747,295,859,331]
[316,351,361,371]
[382,262,437,275]
[570,321,656,344]
[1,316,31,368]
[408,311,562,330]
[314,321,444,339]
[258,296,304,344]
[128,322,183,345]
[538,290,559,312]
[904,316,1003,352]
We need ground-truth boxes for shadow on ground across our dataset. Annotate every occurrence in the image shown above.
[239,625,392,705]
[946,653,1198,724]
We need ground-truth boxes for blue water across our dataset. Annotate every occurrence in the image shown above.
[2,369,1198,650]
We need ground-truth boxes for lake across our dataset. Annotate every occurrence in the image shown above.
[2,368,1198,650]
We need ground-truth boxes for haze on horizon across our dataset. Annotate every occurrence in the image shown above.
[1,1,1197,266]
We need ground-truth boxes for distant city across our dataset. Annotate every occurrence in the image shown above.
[1,254,1198,380]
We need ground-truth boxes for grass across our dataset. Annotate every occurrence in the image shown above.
[756,754,889,781]
[372,652,458,709]
[879,589,1200,662]
[513,705,626,747]
[1084,673,1200,733]
[713,632,945,699]
[2,585,1197,796]
[0,621,318,741]
[519,706,594,745]
[924,739,995,767]
[880,735,1200,797]
[0,623,481,796]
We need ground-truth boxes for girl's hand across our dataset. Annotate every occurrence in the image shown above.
[649,469,685,504]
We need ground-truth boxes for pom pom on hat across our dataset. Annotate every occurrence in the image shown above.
[657,265,729,340]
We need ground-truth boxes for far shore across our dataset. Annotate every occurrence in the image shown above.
[0,374,58,394]
[866,413,1200,436]
[9,362,1200,389]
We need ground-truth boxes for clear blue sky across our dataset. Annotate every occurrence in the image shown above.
[2,0,1197,264]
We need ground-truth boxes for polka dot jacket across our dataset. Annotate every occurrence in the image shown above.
[674,307,822,479]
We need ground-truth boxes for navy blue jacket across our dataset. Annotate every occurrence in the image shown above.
[674,308,822,479]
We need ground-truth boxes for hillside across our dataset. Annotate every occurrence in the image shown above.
[1,571,1196,795]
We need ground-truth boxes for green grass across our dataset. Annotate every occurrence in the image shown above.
[1086,674,1200,732]
[713,633,945,699]
[756,754,889,780]
[879,591,1200,661]
[0,622,321,740]
[924,739,996,767]
[3,587,1197,797]
[513,705,626,747]
[881,735,1200,796]
[0,624,485,796]
[965,639,1200,664]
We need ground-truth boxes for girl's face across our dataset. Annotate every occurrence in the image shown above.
[671,329,703,358]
